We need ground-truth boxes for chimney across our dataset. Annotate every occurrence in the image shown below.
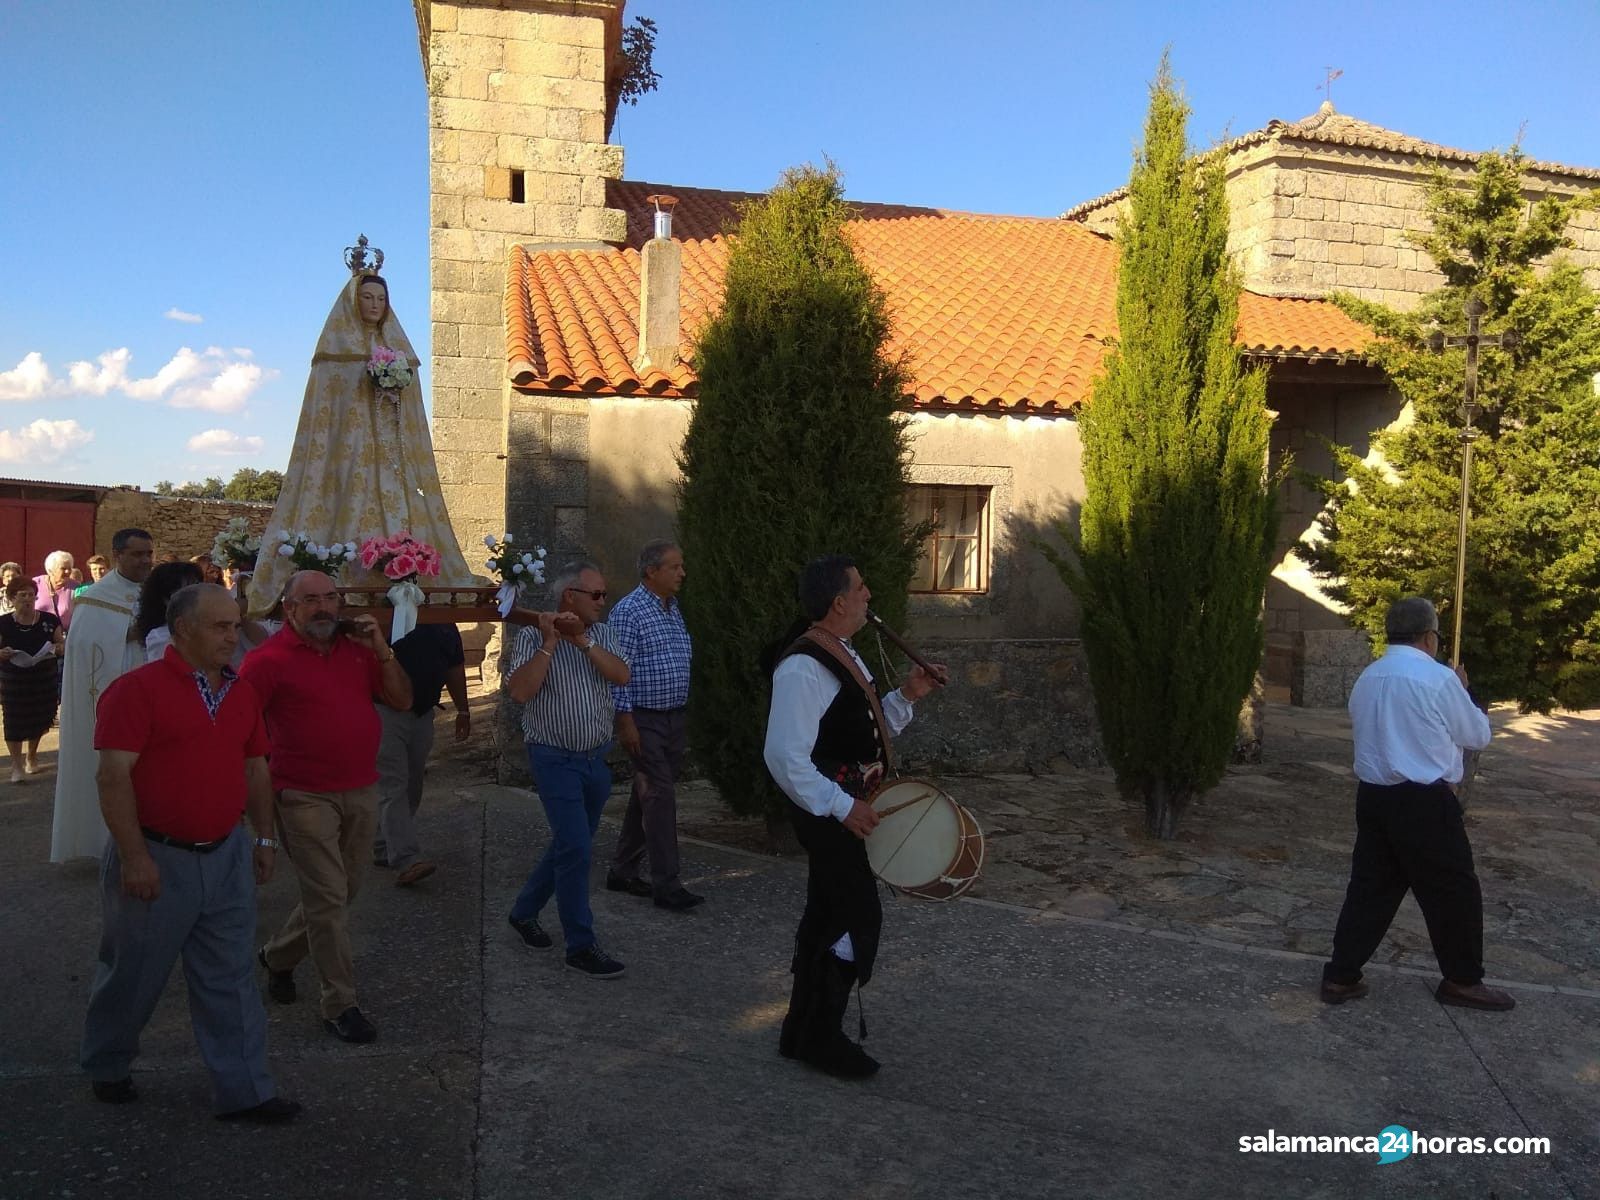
[635,194,681,373]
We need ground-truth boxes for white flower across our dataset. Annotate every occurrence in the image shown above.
[483,534,496,548]
[521,553,533,565]
[512,563,525,575]
[484,559,496,571]
[537,546,547,558]
[278,544,294,557]
[531,566,546,584]
[345,542,358,556]
[316,546,329,560]
[504,535,513,545]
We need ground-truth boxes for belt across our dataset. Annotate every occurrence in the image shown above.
[534,741,613,761]
[634,705,687,715]
[141,826,229,853]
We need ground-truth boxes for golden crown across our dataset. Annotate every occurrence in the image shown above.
[344,234,385,277]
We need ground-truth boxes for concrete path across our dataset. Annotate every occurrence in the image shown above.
[2,696,1595,1198]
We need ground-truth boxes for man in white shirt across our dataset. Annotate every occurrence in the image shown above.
[1321,596,1510,1011]
[762,555,944,1078]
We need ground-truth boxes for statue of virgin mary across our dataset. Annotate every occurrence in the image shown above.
[247,238,475,614]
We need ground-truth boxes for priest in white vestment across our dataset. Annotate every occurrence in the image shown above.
[50,529,154,863]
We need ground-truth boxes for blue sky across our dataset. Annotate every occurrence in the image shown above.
[3,0,1597,489]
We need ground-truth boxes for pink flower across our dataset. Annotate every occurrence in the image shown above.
[389,554,417,579]
[359,546,380,569]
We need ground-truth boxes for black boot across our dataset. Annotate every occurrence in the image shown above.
[801,956,879,1079]
[778,950,812,1060]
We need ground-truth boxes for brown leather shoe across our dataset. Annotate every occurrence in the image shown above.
[395,861,437,887]
[1319,978,1370,1005]
[1436,980,1516,1011]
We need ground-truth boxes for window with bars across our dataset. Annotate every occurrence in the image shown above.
[908,485,990,594]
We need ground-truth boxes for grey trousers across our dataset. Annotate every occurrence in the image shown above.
[80,824,276,1113]
[375,705,435,869]
[611,707,687,895]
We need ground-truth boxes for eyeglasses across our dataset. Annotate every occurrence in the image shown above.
[565,588,608,602]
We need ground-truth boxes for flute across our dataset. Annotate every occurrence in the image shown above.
[864,609,949,687]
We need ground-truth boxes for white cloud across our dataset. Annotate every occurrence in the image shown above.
[0,418,93,464]
[186,428,264,456]
[164,307,204,324]
[119,346,208,399]
[0,346,271,412]
[0,352,55,401]
[170,361,267,412]
[66,348,133,396]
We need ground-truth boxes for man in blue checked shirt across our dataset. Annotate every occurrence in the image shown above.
[606,540,703,912]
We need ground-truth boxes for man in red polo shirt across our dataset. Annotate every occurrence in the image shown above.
[81,584,299,1123]
[243,570,412,1044]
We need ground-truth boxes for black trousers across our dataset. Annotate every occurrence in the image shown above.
[1324,780,1485,986]
[789,803,883,986]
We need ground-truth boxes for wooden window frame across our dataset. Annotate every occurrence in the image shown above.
[908,484,991,595]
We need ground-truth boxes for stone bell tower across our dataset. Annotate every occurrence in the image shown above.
[412,0,628,571]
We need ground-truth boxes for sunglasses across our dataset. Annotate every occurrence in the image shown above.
[565,588,608,602]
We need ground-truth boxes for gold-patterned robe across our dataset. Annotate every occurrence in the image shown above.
[247,273,476,614]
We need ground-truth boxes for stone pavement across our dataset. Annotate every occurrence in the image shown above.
[2,697,1596,1198]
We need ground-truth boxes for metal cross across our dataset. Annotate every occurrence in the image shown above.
[1319,68,1343,106]
[1425,294,1518,667]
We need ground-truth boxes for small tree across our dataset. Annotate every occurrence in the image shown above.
[223,467,285,503]
[678,164,921,828]
[1298,150,1600,711]
[1043,60,1278,839]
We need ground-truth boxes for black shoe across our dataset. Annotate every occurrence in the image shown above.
[1319,978,1370,1005]
[654,887,706,912]
[323,1006,377,1043]
[605,872,653,898]
[565,944,626,979]
[508,914,552,949]
[258,948,296,1005]
[217,1095,302,1124]
[91,1078,137,1104]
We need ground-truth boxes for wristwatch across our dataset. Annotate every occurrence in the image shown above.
[254,836,281,850]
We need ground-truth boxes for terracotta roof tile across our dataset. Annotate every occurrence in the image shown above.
[506,181,1371,411]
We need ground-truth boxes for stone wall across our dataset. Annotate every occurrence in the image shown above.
[1074,139,1600,311]
[492,635,1099,786]
[93,489,273,559]
[418,0,628,597]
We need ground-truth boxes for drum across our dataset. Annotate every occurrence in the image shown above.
[864,777,985,902]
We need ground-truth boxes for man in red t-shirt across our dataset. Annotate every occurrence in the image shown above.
[81,584,300,1123]
[242,570,411,1044]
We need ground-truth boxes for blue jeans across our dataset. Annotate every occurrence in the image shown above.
[510,742,613,953]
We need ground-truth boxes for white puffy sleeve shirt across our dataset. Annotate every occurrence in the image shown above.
[763,644,914,822]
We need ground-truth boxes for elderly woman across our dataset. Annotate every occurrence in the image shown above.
[34,550,75,629]
[0,578,65,782]
[0,563,22,617]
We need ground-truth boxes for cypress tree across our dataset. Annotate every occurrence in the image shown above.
[1044,60,1278,839]
[1298,150,1600,711]
[677,164,921,826]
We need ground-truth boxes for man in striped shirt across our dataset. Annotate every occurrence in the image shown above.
[504,561,632,979]
[606,540,702,912]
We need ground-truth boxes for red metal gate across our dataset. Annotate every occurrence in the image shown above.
[0,499,97,575]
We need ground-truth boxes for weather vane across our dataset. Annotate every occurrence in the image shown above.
[1318,67,1343,107]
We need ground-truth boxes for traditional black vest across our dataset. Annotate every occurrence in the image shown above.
[782,638,887,796]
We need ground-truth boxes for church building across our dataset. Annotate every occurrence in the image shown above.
[412,0,1600,769]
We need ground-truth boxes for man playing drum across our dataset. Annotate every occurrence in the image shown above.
[762,555,945,1079]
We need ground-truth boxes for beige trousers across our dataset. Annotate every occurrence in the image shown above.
[262,785,378,1019]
